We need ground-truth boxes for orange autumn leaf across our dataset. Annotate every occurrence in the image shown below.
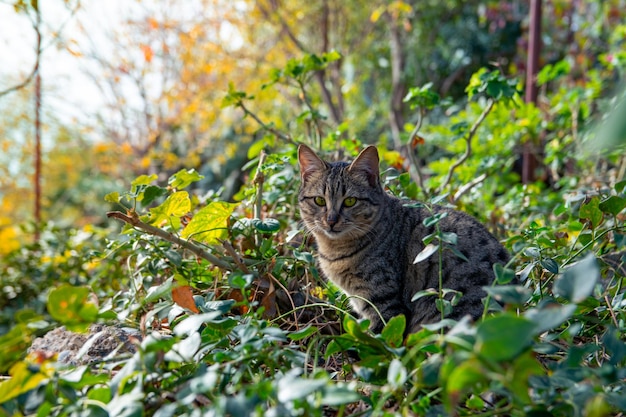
[140,44,154,63]
[172,285,200,313]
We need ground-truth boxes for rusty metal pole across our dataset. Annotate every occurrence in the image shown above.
[523,0,542,183]
[34,8,43,242]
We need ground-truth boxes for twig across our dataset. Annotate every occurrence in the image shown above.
[239,101,296,145]
[222,240,250,274]
[437,99,495,194]
[406,107,427,194]
[106,211,232,270]
[253,151,268,247]
[452,172,488,203]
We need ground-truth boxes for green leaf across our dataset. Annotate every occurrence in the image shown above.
[411,288,438,302]
[141,185,167,206]
[181,201,237,244]
[320,384,361,406]
[475,314,536,361]
[131,174,158,188]
[553,253,599,303]
[483,285,531,306]
[381,315,406,347]
[104,192,120,203]
[506,351,544,404]
[423,212,448,227]
[446,358,486,398]
[47,285,99,332]
[517,262,536,282]
[493,263,516,284]
[540,258,559,274]
[579,196,603,229]
[168,169,204,190]
[413,243,439,264]
[524,302,577,333]
[404,83,441,110]
[173,312,223,337]
[148,191,191,227]
[599,195,626,216]
[277,373,327,402]
[288,326,319,341]
[164,332,201,362]
[252,218,281,233]
[387,359,407,389]
[536,60,571,85]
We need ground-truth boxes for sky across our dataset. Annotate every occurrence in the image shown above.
[0,0,133,126]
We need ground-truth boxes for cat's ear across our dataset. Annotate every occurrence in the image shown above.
[349,146,380,187]
[298,144,328,181]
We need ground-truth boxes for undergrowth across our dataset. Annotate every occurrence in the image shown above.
[1,55,626,416]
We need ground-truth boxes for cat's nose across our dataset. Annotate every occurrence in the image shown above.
[327,213,339,228]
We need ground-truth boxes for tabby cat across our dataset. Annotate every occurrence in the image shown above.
[297,144,510,334]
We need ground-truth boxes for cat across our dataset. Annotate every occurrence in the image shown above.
[297,144,510,334]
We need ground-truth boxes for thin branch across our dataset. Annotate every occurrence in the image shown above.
[255,0,342,125]
[253,151,267,247]
[0,1,80,98]
[452,173,488,203]
[0,66,38,98]
[238,101,296,145]
[107,211,233,270]
[436,99,495,194]
[406,107,427,193]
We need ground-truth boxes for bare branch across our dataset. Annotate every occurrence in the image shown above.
[106,211,233,271]
[255,0,342,125]
[436,99,495,194]
[238,101,296,145]
[406,108,427,193]
[452,173,488,203]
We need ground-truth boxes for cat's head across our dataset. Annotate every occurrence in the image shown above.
[297,144,384,240]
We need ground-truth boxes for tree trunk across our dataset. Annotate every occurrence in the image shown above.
[388,18,405,149]
[522,0,542,184]
[34,8,43,242]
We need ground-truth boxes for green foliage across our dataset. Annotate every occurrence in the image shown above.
[3,17,626,415]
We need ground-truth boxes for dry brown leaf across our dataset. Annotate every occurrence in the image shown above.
[172,285,200,313]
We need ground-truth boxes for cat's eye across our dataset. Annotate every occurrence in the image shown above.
[343,197,357,207]
[313,196,326,206]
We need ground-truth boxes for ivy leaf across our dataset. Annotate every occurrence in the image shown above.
[131,174,158,190]
[47,285,99,332]
[381,315,406,347]
[141,185,167,206]
[288,326,319,341]
[524,302,577,334]
[446,358,486,400]
[181,201,237,244]
[599,196,626,216]
[493,263,516,284]
[553,253,599,303]
[149,191,191,227]
[475,314,536,361]
[579,196,603,229]
[252,218,281,233]
[540,258,560,274]
[104,192,120,203]
[483,285,531,306]
[168,169,204,190]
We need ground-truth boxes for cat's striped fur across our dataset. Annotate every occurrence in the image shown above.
[298,144,510,334]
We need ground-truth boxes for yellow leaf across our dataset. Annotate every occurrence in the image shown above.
[181,201,237,244]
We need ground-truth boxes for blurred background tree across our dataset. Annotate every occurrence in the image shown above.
[1,0,625,250]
